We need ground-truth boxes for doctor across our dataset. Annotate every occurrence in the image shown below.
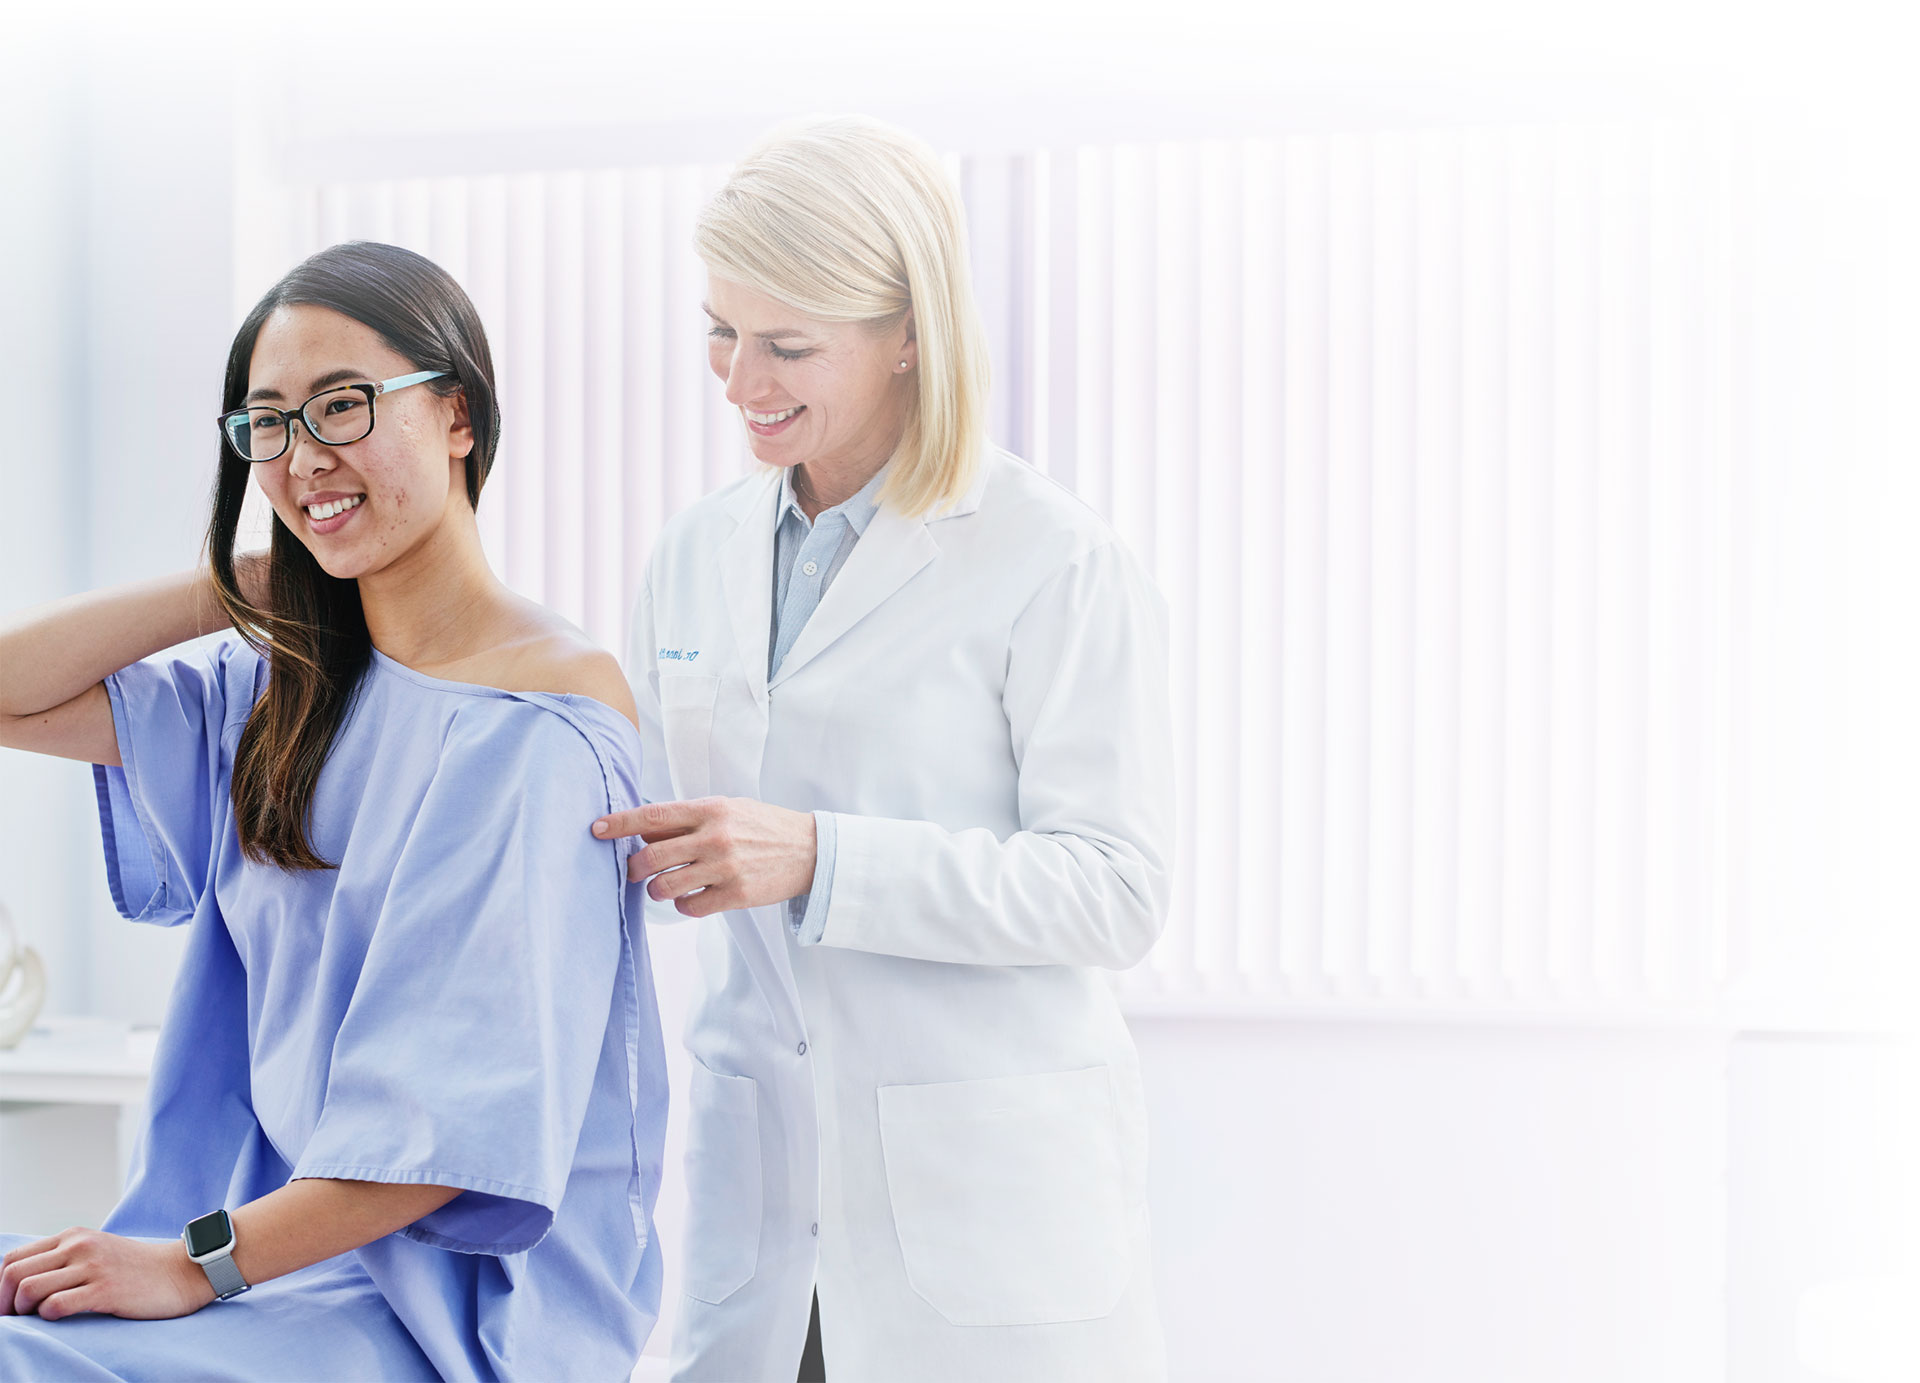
[594,116,1172,1383]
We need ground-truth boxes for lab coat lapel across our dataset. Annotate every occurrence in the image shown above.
[718,473,782,706]
[712,476,808,1042]
[767,503,939,689]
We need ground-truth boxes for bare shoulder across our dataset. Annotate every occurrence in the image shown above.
[514,634,639,728]
[462,606,639,728]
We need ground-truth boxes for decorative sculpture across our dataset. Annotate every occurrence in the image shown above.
[0,899,47,1049]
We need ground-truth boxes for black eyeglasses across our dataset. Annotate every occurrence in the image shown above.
[218,370,448,463]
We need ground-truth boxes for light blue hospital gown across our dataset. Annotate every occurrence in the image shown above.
[0,636,668,1381]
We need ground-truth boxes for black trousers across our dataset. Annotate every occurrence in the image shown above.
[796,1290,825,1382]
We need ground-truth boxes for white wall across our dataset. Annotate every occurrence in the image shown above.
[0,27,94,1020]
[1140,1017,1918,1381]
[1141,1016,1727,1380]
[1,27,238,1025]
[1729,1035,1919,1383]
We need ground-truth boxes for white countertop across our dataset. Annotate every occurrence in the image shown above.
[0,1015,158,1105]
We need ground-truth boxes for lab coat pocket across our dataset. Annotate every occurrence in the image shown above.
[878,1065,1130,1326]
[681,1055,762,1305]
[659,674,719,800]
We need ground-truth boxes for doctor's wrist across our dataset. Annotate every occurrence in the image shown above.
[788,804,819,895]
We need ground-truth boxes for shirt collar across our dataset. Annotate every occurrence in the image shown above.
[778,462,890,538]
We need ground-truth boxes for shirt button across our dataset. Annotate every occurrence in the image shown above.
[810,1223,819,1237]
[802,561,819,576]
[797,1041,809,1056]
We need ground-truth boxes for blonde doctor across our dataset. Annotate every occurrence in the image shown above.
[593,116,1173,1383]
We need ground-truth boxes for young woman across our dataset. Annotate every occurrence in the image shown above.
[0,242,668,1382]
[599,117,1172,1382]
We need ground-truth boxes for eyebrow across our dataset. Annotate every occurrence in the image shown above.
[244,366,370,405]
[701,303,810,341]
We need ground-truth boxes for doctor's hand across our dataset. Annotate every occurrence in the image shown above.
[595,797,817,918]
[0,1227,214,1321]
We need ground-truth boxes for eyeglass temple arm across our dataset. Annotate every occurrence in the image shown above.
[373,370,449,396]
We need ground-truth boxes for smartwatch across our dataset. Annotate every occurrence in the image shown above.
[182,1209,250,1301]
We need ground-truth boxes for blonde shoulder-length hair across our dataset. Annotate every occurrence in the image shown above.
[693,115,991,518]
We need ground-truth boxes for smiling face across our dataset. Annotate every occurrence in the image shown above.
[703,276,916,482]
[245,305,473,580]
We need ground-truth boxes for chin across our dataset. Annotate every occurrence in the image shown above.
[311,550,373,581]
[291,532,377,582]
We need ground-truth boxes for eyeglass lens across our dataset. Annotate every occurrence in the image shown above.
[225,386,375,462]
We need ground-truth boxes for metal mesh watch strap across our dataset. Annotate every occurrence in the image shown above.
[200,1250,248,1300]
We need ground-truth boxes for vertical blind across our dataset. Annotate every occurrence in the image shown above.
[253,119,1744,1014]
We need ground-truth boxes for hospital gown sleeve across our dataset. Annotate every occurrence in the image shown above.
[292,707,628,1256]
[816,539,1176,969]
[92,635,260,927]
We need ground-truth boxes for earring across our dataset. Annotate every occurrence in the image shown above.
[898,361,910,370]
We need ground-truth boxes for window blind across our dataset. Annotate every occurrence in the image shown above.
[252,119,1744,1013]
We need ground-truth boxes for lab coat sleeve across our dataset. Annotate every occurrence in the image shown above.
[816,538,1174,969]
[789,809,838,944]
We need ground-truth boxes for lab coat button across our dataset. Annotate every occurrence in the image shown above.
[797,1040,808,1056]
[810,1222,819,1237]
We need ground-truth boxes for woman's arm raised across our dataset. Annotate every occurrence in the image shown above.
[0,563,256,767]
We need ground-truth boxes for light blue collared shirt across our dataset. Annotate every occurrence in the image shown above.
[772,464,888,944]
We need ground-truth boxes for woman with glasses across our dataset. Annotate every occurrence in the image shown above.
[0,242,669,1381]
[594,117,1173,1382]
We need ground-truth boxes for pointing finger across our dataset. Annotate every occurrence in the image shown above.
[594,800,707,842]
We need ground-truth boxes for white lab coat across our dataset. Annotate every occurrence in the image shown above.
[629,448,1172,1383]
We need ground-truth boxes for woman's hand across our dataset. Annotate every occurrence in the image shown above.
[0,1227,214,1321]
[596,798,818,917]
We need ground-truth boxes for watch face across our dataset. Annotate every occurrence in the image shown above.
[184,1209,233,1259]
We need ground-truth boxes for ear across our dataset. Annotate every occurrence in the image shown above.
[447,387,474,460]
[895,311,918,374]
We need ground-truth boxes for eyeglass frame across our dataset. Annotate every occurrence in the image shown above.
[217,370,450,464]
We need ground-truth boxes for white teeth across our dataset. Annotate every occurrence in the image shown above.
[746,406,801,425]
[306,495,365,521]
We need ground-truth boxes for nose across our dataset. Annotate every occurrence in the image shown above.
[284,420,334,481]
[720,345,770,408]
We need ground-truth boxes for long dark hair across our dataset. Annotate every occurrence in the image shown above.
[207,241,501,870]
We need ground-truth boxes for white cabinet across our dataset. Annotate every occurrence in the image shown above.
[0,1017,155,1234]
